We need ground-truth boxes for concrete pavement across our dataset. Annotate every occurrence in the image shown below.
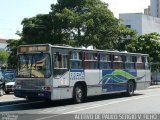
[148,84,160,89]
[0,94,25,105]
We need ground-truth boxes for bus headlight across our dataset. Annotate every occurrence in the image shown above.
[16,85,21,89]
[41,86,51,91]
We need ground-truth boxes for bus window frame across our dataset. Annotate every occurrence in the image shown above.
[83,51,98,69]
[136,56,145,70]
[69,50,83,70]
[99,53,112,69]
[125,55,136,70]
[52,48,69,78]
[112,54,124,69]
[17,52,52,78]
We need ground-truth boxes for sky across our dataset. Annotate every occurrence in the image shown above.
[0,0,150,39]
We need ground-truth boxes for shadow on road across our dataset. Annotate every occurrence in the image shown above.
[0,93,144,112]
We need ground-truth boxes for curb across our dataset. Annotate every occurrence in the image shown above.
[0,99,26,106]
[148,85,160,89]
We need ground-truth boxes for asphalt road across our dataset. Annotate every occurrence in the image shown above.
[0,88,160,120]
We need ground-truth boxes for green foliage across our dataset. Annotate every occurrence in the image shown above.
[21,14,53,44]
[0,50,9,66]
[115,25,138,51]
[50,0,119,49]
[136,33,160,63]
[6,39,20,67]
[20,0,119,49]
[7,0,160,67]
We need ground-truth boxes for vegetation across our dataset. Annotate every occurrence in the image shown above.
[0,50,9,66]
[6,0,160,67]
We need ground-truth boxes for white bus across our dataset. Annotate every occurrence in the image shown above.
[14,44,151,103]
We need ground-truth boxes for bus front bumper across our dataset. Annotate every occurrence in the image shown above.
[14,89,51,100]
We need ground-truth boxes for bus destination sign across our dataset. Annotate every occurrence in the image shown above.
[18,45,49,53]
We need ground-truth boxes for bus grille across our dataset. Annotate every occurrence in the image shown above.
[17,79,45,90]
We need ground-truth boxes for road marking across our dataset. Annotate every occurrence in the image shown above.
[0,101,43,108]
[35,93,160,120]
[56,108,66,111]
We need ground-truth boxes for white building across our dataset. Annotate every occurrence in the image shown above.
[0,37,7,50]
[151,0,160,17]
[119,13,160,35]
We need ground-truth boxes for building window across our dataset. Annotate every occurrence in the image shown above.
[126,25,131,28]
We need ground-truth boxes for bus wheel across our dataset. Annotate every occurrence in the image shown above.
[73,85,85,103]
[126,81,134,96]
[5,91,10,94]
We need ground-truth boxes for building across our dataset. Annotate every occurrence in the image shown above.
[119,13,160,35]
[150,0,160,17]
[0,38,7,50]
[119,0,160,35]
[144,0,160,17]
[144,6,151,16]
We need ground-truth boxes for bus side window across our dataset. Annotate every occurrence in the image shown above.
[112,55,124,69]
[136,56,145,69]
[84,52,98,69]
[125,56,136,69]
[99,54,112,69]
[53,51,68,78]
[70,51,82,69]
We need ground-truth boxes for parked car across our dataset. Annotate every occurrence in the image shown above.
[5,82,15,94]
[0,70,5,96]
[0,80,5,96]
[2,69,16,82]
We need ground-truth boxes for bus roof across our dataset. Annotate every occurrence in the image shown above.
[18,44,149,56]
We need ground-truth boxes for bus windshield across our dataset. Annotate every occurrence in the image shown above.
[17,53,51,78]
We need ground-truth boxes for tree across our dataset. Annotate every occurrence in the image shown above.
[50,0,119,49]
[115,25,138,52]
[0,50,9,66]
[21,0,119,49]
[6,39,20,67]
[118,32,160,63]
[136,33,160,62]
[21,14,53,44]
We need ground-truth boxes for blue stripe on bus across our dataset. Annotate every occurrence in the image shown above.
[101,69,137,92]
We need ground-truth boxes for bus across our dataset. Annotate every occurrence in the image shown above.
[14,44,151,103]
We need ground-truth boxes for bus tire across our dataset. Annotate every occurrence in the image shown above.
[125,81,135,96]
[73,85,85,103]
[5,91,10,94]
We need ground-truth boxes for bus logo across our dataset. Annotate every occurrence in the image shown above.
[70,70,85,81]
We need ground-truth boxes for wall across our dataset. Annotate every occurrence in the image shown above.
[119,13,143,34]
[119,13,160,35]
[142,15,160,34]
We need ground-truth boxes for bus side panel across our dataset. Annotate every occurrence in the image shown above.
[85,70,102,96]
[145,69,151,89]
[100,70,128,93]
[136,70,146,90]
[52,71,72,100]
[69,70,85,87]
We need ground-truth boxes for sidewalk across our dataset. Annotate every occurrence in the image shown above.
[0,94,25,105]
[0,85,160,104]
[148,84,160,89]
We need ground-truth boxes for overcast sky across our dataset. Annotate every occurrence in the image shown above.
[0,0,150,39]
